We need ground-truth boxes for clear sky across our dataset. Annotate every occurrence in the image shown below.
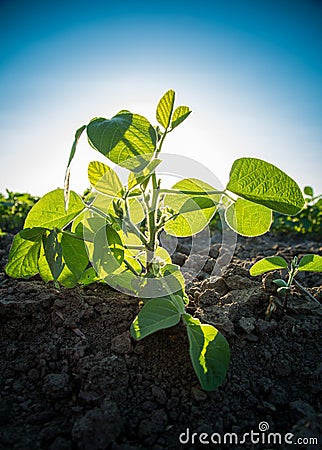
[1,0,321,197]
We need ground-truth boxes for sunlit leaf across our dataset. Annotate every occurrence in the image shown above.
[87,111,156,172]
[24,189,84,230]
[298,254,322,272]
[128,197,145,224]
[131,295,184,340]
[171,106,191,130]
[164,178,220,237]
[61,232,89,278]
[225,198,272,236]
[161,263,188,302]
[184,314,230,391]
[93,225,124,275]
[128,159,162,189]
[156,89,175,129]
[64,125,87,210]
[227,158,304,215]
[304,186,313,197]
[79,267,101,285]
[38,243,79,287]
[5,232,41,278]
[250,256,288,276]
[43,229,64,282]
[88,161,123,196]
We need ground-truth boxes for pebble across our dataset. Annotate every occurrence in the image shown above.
[275,360,291,377]
[72,399,123,449]
[171,253,186,266]
[111,331,133,354]
[201,276,229,296]
[151,385,167,405]
[49,436,71,450]
[238,317,256,334]
[224,275,255,290]
[16,282,37,294]
[290,400,315,417]
[43,373,71,401]
[191,386,207,402]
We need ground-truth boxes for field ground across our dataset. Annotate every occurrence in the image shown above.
[0,232,321,449]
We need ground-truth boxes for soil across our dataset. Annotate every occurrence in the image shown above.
[0,231,321,450]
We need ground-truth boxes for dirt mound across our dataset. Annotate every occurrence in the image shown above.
[0,233,321,449]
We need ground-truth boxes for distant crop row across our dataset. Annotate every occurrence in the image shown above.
[1,187,321,237]
[0,190,38,234]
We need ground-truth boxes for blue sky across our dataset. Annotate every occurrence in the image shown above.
[1,0,321,197]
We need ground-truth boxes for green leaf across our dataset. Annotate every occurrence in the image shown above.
[43,229,64,282]
[156,89,175,129]
[93,225,124,276]
[164,178,220,237]
[20,227,46,241]
[298,254,322,272]
[128,159,162,189]
[304,186,314,197]
[250,256,288,276]
[66,125,87,171]
[88,161,123,196]
[226,158,305,215]
[87,111,156,172]
[130,295,183,340]
[61,232,89,278]
[5,232,41,278]
[79,267,101,285]
[38,243,79,287]
[161,264,188,303]
[127,197,145,224]
[273,278,288,287]
[183,314,230,391]
[64,125,87,210]
[225,198,272,237]
[88,193,115,217]
[171,106,191,130]
[24,189,84,230]
[277,286,290,295]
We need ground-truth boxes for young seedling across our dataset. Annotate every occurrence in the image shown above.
[6,89,305,390]
[250,254,322,310]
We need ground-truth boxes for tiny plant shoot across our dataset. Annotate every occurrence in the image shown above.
[6,90,305,390]
[250,254,322,309]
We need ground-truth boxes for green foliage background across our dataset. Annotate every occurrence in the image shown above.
[0,191,38,234]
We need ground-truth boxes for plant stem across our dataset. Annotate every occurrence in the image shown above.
[61,229,93,243]
[293,279,321,305]
[146,173,160,251]
[159,188,225,196]
[123,195,149,246]
[88,205,111,221]
[124,244,145,250]
[155,127,169,156]
[123,258,140,276]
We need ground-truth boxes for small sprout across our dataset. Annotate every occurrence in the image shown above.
[265,296,277,320]
[250,254,322,310]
